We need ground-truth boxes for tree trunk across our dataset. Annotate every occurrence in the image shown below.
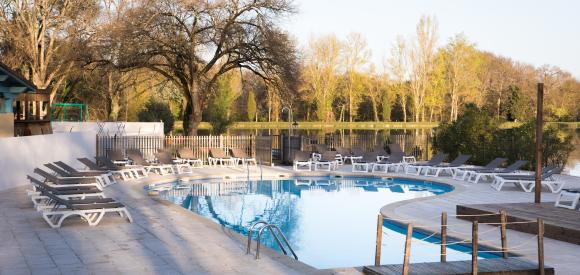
[107,72,120,121]
[402,96,407,123]
[371,97,379,122]
[186,80,203,135]
[349,86,353,123]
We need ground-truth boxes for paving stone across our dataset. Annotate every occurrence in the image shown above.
[4,166,579,274]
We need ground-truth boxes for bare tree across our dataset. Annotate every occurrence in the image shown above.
[301,34,342,122]
[343,32,370,122]
[409,15,438,122]
[0,0,98,102]
[442,34,482,121]
[118,0,298,134]
[387,36,409,122]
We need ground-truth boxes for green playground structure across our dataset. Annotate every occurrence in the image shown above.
[50,103,88,122]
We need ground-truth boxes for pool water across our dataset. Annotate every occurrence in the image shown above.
[156,177,497,269]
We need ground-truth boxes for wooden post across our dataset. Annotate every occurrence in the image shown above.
[535,83,544,204]
[472,221,478,275]
[500,210,508,258]
[441,212,447,262]
[538,218,545,275]
[402,223,413,275]
[374,214,383,266]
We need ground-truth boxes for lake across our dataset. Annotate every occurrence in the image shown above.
[224,127,580,176]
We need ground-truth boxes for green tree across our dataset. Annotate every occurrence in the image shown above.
[433,104,496,164]
[434,104,574,168]
[504,86,527,122]
[138,100,175,134]
[247,90,257,122]
[206,75,239,134]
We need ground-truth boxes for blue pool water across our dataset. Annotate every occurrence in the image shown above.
[156,176,498,269]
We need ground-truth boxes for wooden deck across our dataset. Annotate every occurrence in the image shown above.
[456,202,580,245]
[363,258,554,275]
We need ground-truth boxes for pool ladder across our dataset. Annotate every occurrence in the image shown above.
[246,159,264,181]
[246,221,298,260]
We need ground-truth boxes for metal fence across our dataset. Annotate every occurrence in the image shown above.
[97,135,256,162]
[302,133,432,160]
[96,132,432,164]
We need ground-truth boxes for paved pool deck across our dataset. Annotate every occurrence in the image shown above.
[2,164,580,274]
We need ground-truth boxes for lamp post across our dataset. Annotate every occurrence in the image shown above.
[535,83,544,204]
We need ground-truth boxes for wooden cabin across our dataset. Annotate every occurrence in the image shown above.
[0,62,52,137]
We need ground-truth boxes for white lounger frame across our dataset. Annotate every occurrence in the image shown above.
[42,206,132,228]
[208,157,237,167]
[491,175,565,193]
[555,190,580,209]
[293,161,312,171]
[313,160,337,171]
[352,162,370,172]
[371,162,405,173]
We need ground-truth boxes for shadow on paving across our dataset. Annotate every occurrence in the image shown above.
[0,171,316,274]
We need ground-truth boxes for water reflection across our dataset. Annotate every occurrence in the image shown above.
[228,127,580,175]
[159,177,494,269]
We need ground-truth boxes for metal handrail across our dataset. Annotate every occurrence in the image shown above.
[247,221,298,260]
[257,224,288,258]
[247,221,268,254]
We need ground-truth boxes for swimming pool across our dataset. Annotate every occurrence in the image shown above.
[155,176,497,269]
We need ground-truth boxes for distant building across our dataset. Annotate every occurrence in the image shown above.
[0,62,51,137]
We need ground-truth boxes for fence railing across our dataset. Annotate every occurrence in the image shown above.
[97,135,256,163]
[96,132,432,163]
[303,133,432,160]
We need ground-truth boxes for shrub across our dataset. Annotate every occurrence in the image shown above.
[433,105,574,169]
[433,104,497,164]
[138,100,175,134]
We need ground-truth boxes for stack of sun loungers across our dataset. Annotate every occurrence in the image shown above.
[27,165,132,228]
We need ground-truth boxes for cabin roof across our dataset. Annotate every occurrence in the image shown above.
[0,62,37,96]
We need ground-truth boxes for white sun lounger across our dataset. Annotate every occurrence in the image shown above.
[313,151,338,171]
[491,166,564,193]
[37,187,132,228]
[293,151,312,171]
[423,154,471,177]
[466,160,528,184]
[177,148,203,168]
[371,153,405,173]
[555,189,580,209]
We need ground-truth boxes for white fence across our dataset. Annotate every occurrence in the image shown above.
[0,132,96,191]
[51,122,164,136]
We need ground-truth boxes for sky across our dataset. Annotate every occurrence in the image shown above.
[282,0,580,79]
